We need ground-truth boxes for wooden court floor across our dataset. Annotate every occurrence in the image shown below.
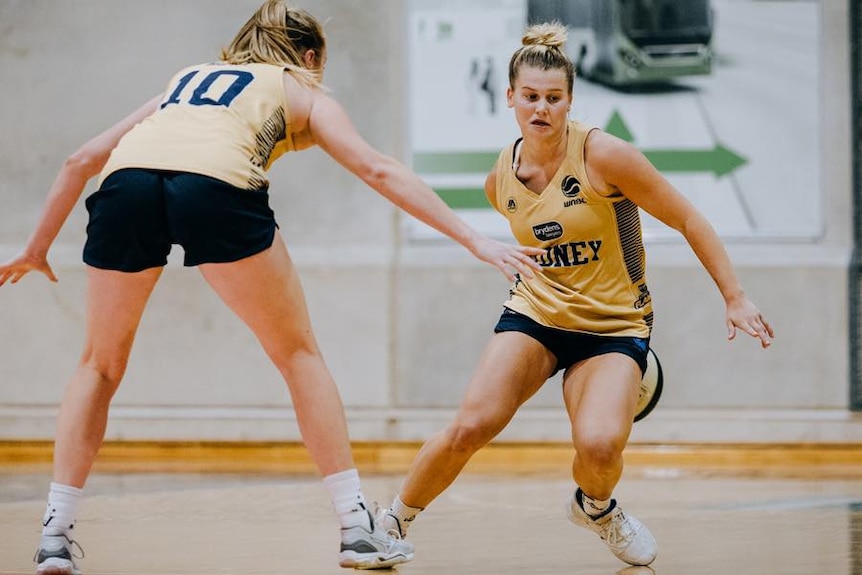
[2,445,862,575]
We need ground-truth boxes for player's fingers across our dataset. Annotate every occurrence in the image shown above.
[516,250,542,271]
[726,319,736,341]
[520,246,546,256]
[737,318,769,348]
[515,248,545,272]
[507,254,536,279]
[497,262,516,283]
[754,328,772,348]
[753,319,772,348]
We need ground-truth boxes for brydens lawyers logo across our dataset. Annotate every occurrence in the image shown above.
[532,221,563,241]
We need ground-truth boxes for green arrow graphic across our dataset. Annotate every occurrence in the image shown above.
[415,109,747,208]
[644,144,747,178]
[605,110,635,143]
[604,109,747,178]
[435,188,489,209]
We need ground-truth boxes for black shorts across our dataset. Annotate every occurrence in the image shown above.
[83,169,278,272]
[494,307,650,376]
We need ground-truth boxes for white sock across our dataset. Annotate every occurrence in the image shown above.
[42,482,83,536]
[323,469,370,530]
[387,494,424,536]
[578,487,612,518]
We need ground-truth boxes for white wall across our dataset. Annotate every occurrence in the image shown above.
[0,0,857,444]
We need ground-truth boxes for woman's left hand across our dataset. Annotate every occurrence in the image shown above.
[726,296,773,349]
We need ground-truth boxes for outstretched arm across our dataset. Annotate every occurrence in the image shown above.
[586,130,773,348]
[306,92,543,281]
[0,94,162,287]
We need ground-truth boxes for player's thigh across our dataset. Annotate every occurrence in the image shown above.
[562,353,641,440]
[82,266,163,373]
[457,331,557,426]
[197,233,318,352]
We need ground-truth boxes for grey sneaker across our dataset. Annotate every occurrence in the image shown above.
[567,493,657,566]
[34,533,84,575]
[339,511,414,570]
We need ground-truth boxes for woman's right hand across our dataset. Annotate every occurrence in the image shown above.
[470,236,545,282]
[0,252,57,287]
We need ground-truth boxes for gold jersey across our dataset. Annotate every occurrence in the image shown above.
[100,62,299,190]
[494,120,652,337]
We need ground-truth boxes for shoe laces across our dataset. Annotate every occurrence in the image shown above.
[374,519,406,548]
[600,510,636,551]
[371,501,405,540]
[69,538,85,560]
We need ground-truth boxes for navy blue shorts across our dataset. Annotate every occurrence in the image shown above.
[83,169,278,272]
[494,307,650,376]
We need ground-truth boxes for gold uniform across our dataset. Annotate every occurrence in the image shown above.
[493,120,652,338]
[100,62,299,190]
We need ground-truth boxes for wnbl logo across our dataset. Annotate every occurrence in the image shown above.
[562,175,586,207]
[561,175,581,197]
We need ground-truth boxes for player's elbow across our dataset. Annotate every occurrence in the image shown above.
[64,145,108,180]
[677,210,714,240]
[358,154,400,193]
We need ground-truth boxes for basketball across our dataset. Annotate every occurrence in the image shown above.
[634,348,663,422]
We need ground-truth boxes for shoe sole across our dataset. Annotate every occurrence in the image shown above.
[339,550,414,570]
[36,558,80,575]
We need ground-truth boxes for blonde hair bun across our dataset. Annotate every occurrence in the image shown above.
[522,22,567,49]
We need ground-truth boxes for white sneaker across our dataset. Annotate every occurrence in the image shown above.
[567,494,657,566]
[374,503,410,539]
[339,510,414,570]
[34,533,84,575]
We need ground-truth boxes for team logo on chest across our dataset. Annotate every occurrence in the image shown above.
[506,197,517,213]
[561,175,586,207]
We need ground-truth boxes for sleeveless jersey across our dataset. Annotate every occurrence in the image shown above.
[494,120,653,337]
[100,62,298,190]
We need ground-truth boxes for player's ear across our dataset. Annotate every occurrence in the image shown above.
[302,49,317,69]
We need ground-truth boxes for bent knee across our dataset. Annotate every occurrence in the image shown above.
[573,433,627,466]
[78,335,136,386]
[267,343,325,374]
[263,332,323,366]
[447,419,502,453]
[78,354,126,392]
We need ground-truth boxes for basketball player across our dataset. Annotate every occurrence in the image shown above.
[378,22,773,567]
[0,2,544,573]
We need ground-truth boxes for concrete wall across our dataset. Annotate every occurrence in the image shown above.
[0,0,858,444]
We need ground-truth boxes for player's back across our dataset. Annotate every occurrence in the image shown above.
[101,62,291,191]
